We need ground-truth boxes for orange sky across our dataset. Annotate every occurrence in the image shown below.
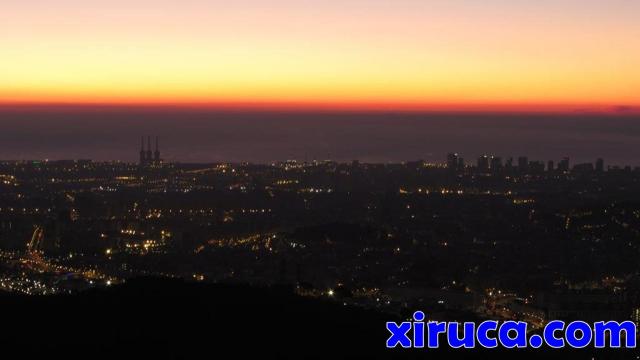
[1,0,639,113]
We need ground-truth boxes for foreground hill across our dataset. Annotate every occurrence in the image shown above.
[0,278,635,359]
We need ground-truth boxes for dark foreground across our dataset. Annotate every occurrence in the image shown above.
[0,278,636,359]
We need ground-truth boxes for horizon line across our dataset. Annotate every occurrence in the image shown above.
[1,100,639,116]
[0,158,625,166]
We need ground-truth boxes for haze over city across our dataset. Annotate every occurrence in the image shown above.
[0,107,638,165]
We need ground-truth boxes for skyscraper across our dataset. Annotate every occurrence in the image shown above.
[505,158,514,171]
[154,137,161,165]
[139,137,146,166]
[477,155,489,173]
[146,136,153,163]
[490,156,503,173]
[558,157,570,172]
[518,156,529,173]
[447,153,459,172]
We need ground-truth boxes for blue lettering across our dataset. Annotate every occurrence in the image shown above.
[498,321,528,348]
[476,320,499,348]
[594,321,637,348]
[413,311,425,348]
[427,321,447,348]
[386,322,411,348]
[565,321,592,348]
[543,320,565,348]
[447,322,476,348]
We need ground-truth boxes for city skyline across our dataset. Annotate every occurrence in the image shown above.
[1,139,619,174]
[1,109,639,165]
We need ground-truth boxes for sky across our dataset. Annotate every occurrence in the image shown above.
[1,0,639,112]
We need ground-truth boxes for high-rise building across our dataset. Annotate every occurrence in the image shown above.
[139,137,147,166]
[477,155,489,173]
[447,153,459,171]
[146,136,153,163]
[595,158,604,172]
[518,156,529,173]
[558,157,570,172]
[505,157,513,171]
[154,137,161,164]
[547,160,554,172]
[490,156,503,172]
[529,161,545,174]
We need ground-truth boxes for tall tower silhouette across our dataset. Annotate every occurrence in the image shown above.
[146,136,152,164]
[139,136,146,166]
[154,136,161,164]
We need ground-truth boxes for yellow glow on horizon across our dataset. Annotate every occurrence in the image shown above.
[1,1,639,112]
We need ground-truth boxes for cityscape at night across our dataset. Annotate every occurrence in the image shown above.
[3,0,640,357]
[1,139,640,357]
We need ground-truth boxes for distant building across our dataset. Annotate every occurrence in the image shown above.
[477,155,489,173]
[146,136,153,164]
[547,160,554,172]
[139,136,162,167]
[596,158,604,172]
[490,156,502,173]
[518,156,529,173]
[154,137,161,164]
[447,153,459,171]
[558,157,570,172]
[573,163,594,173]
[139,137,146,166]
[505,157,514,171]
[529,161,545,174]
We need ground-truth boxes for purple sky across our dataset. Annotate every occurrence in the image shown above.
[1,108,638,165]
